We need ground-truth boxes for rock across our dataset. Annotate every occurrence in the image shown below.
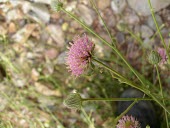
[35,82,61,96]
[62,22,69,31]
[127,0,170,16]
[124,12,140,25]
[1,0,8,2]
[142,38,154,49]
[0,93,8,111]
[45,48,58,60]
[146,14,163,31]
[103,9,116,28]
[12,73,27,87]
[97,0,111,10]
[6,8,23,22]
[141,25,154,38]
[111,0,127,14]
[134,25,141,36]
[56,52,67,64]
[31,68,40,81]
[0,25,7,35]
[31,0,51,4]
[8,22,16,33]
[77,4,96,26]
[46,24,65,48]
[116,32,125,43]
[22,2,50,23]
[65,1,77,12]
[12,24,37,43]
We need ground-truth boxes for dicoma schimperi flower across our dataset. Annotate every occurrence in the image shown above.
[116,115,141,128]
[66,34,94,77]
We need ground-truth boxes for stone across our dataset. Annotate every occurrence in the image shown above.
[124,13,140,25]
[111,0,127,14]
[12,24,37,43]
[116,32,125,43]
[127,0,170,16]
[65,1,77,12]
[103,9,116,28]
[141,25,154,38]
[46,24,65,48]
[142,38,154,49]
[56,52,67,64]
[22,2,50,23]
[146,14,163,31]
[45,48,58,60]
[8,22,16,33]
[6,8,23,22]
[31,0,51,4]
[77,4,96,26]
[97,0,111,10]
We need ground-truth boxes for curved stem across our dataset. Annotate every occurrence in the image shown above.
[92,58,170,114]
[92,58,146,92]
[89,0,116,47]
[155,65,169,128]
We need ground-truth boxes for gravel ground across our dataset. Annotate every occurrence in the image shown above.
[0,0,170,127]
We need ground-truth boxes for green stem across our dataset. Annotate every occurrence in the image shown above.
[114,100,137,127]
[148,0,170,63]
[83,97,153,102]
[155,65,169,128]
[89,0,116,47]
[61,7,145,87]
[93,58,170,115]
[92,58,145,92]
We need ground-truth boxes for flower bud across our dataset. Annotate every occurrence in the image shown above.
[64,93,82,110]
[51,0,63,12]
[148,50,161,65]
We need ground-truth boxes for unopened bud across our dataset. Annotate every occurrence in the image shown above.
[64,93,82,110]
[148,50,161,65]
[51,0,63,12]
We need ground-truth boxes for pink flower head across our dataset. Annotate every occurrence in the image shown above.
[157,48,167,64]
[66,34,94,77]
[116,115,141,128]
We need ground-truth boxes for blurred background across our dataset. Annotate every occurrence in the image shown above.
[0,0,170,127]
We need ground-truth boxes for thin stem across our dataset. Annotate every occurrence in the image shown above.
[82,97,170,102]
[92,58,146,92]
[82,97,153,102]
[61,7,146,87]
[93,58,170,115]
[155,65,169,128]
[89,0,116,47]
[113,100,137,127]
[148,0,170,63]
[81,108,95,128]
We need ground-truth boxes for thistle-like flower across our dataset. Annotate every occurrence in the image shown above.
[147,50,161,65]
[116,115,141,128]
[157,48,167,64]
[66,34,94,77]
[64,93,82,110]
